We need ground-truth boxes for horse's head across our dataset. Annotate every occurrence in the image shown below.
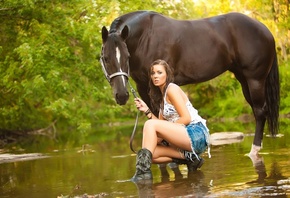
[101,25,130,105]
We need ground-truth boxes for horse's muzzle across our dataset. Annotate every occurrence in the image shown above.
[115,92,129,105]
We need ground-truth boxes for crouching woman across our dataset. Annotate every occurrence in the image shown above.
[131,59,210,182]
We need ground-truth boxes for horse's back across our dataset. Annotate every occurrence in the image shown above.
[220,13,276,67]
[115,11,276,83]
[116,11,274,41]
[220,13,274,42]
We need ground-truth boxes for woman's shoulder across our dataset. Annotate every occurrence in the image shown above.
[167,83,183,96]
[167,83,181,91]
[166,83,188,106]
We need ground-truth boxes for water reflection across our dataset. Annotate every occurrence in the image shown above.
[134,150,289,198]
[134,155,287,198]
[134,170,209,198]
[211,152,290,197]
[234,159,289,197]
[248,154,267,183]
[0,120,290,197]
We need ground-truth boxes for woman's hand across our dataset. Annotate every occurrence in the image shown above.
[134,98,149,113]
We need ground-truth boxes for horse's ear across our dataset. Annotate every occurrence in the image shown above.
[121,25,129,40]
[102,26,108,43]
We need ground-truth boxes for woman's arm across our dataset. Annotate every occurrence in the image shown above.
[134,98,165,144]
[166,84,191,125]
[134,98,157,119]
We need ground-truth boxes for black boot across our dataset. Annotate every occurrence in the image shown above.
[172,157,204,172]
[131,148,153,182]
[158,164,170,182]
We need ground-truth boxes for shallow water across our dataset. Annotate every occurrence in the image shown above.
[0,121,290,198]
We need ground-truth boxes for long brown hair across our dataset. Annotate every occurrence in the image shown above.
[148,59,174,113]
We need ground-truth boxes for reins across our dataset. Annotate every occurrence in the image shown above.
[128,81,139,154]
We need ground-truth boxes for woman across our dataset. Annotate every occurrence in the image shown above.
[131,59,210,182]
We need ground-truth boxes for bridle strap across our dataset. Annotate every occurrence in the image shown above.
[100,57,129,82]
[109,72,129,80]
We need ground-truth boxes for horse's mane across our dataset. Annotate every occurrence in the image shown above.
[109,11,156,34]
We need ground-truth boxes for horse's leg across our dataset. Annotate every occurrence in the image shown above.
[246,78,267,157]
[234,72,267,170]
[233,72,266,156]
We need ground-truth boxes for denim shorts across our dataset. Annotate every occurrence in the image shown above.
[186,122,209,155]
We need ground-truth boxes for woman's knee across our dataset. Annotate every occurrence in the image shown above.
[143,119,159,130]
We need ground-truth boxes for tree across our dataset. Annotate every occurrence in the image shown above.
[0,0,289,140]
[0,0,107,133]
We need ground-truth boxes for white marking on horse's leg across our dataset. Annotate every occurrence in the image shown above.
[247,144,263,167]
[248,144,261,160]
[250,144,262,154]
[116,47,121,64]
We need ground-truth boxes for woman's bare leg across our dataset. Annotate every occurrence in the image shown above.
[142,119,192,154]
[151,145,182,163]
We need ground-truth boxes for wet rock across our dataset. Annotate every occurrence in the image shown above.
[210,132,244,145]
[277,178,290,185]
[0,153,49,164]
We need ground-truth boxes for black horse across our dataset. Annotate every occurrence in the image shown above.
[100,11,280,156]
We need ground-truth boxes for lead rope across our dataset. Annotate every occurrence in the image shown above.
[128,81,139,154]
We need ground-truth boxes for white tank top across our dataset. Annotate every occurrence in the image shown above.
[161,83,207,127]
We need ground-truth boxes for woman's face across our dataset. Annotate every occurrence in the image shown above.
[150,64,167,89]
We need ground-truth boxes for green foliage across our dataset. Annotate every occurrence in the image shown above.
[279,61,290,115]
[0,0,289,140]
[183,72,251,119]
[0,0,108,132]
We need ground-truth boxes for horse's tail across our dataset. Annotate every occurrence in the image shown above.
[265,50,280,136]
